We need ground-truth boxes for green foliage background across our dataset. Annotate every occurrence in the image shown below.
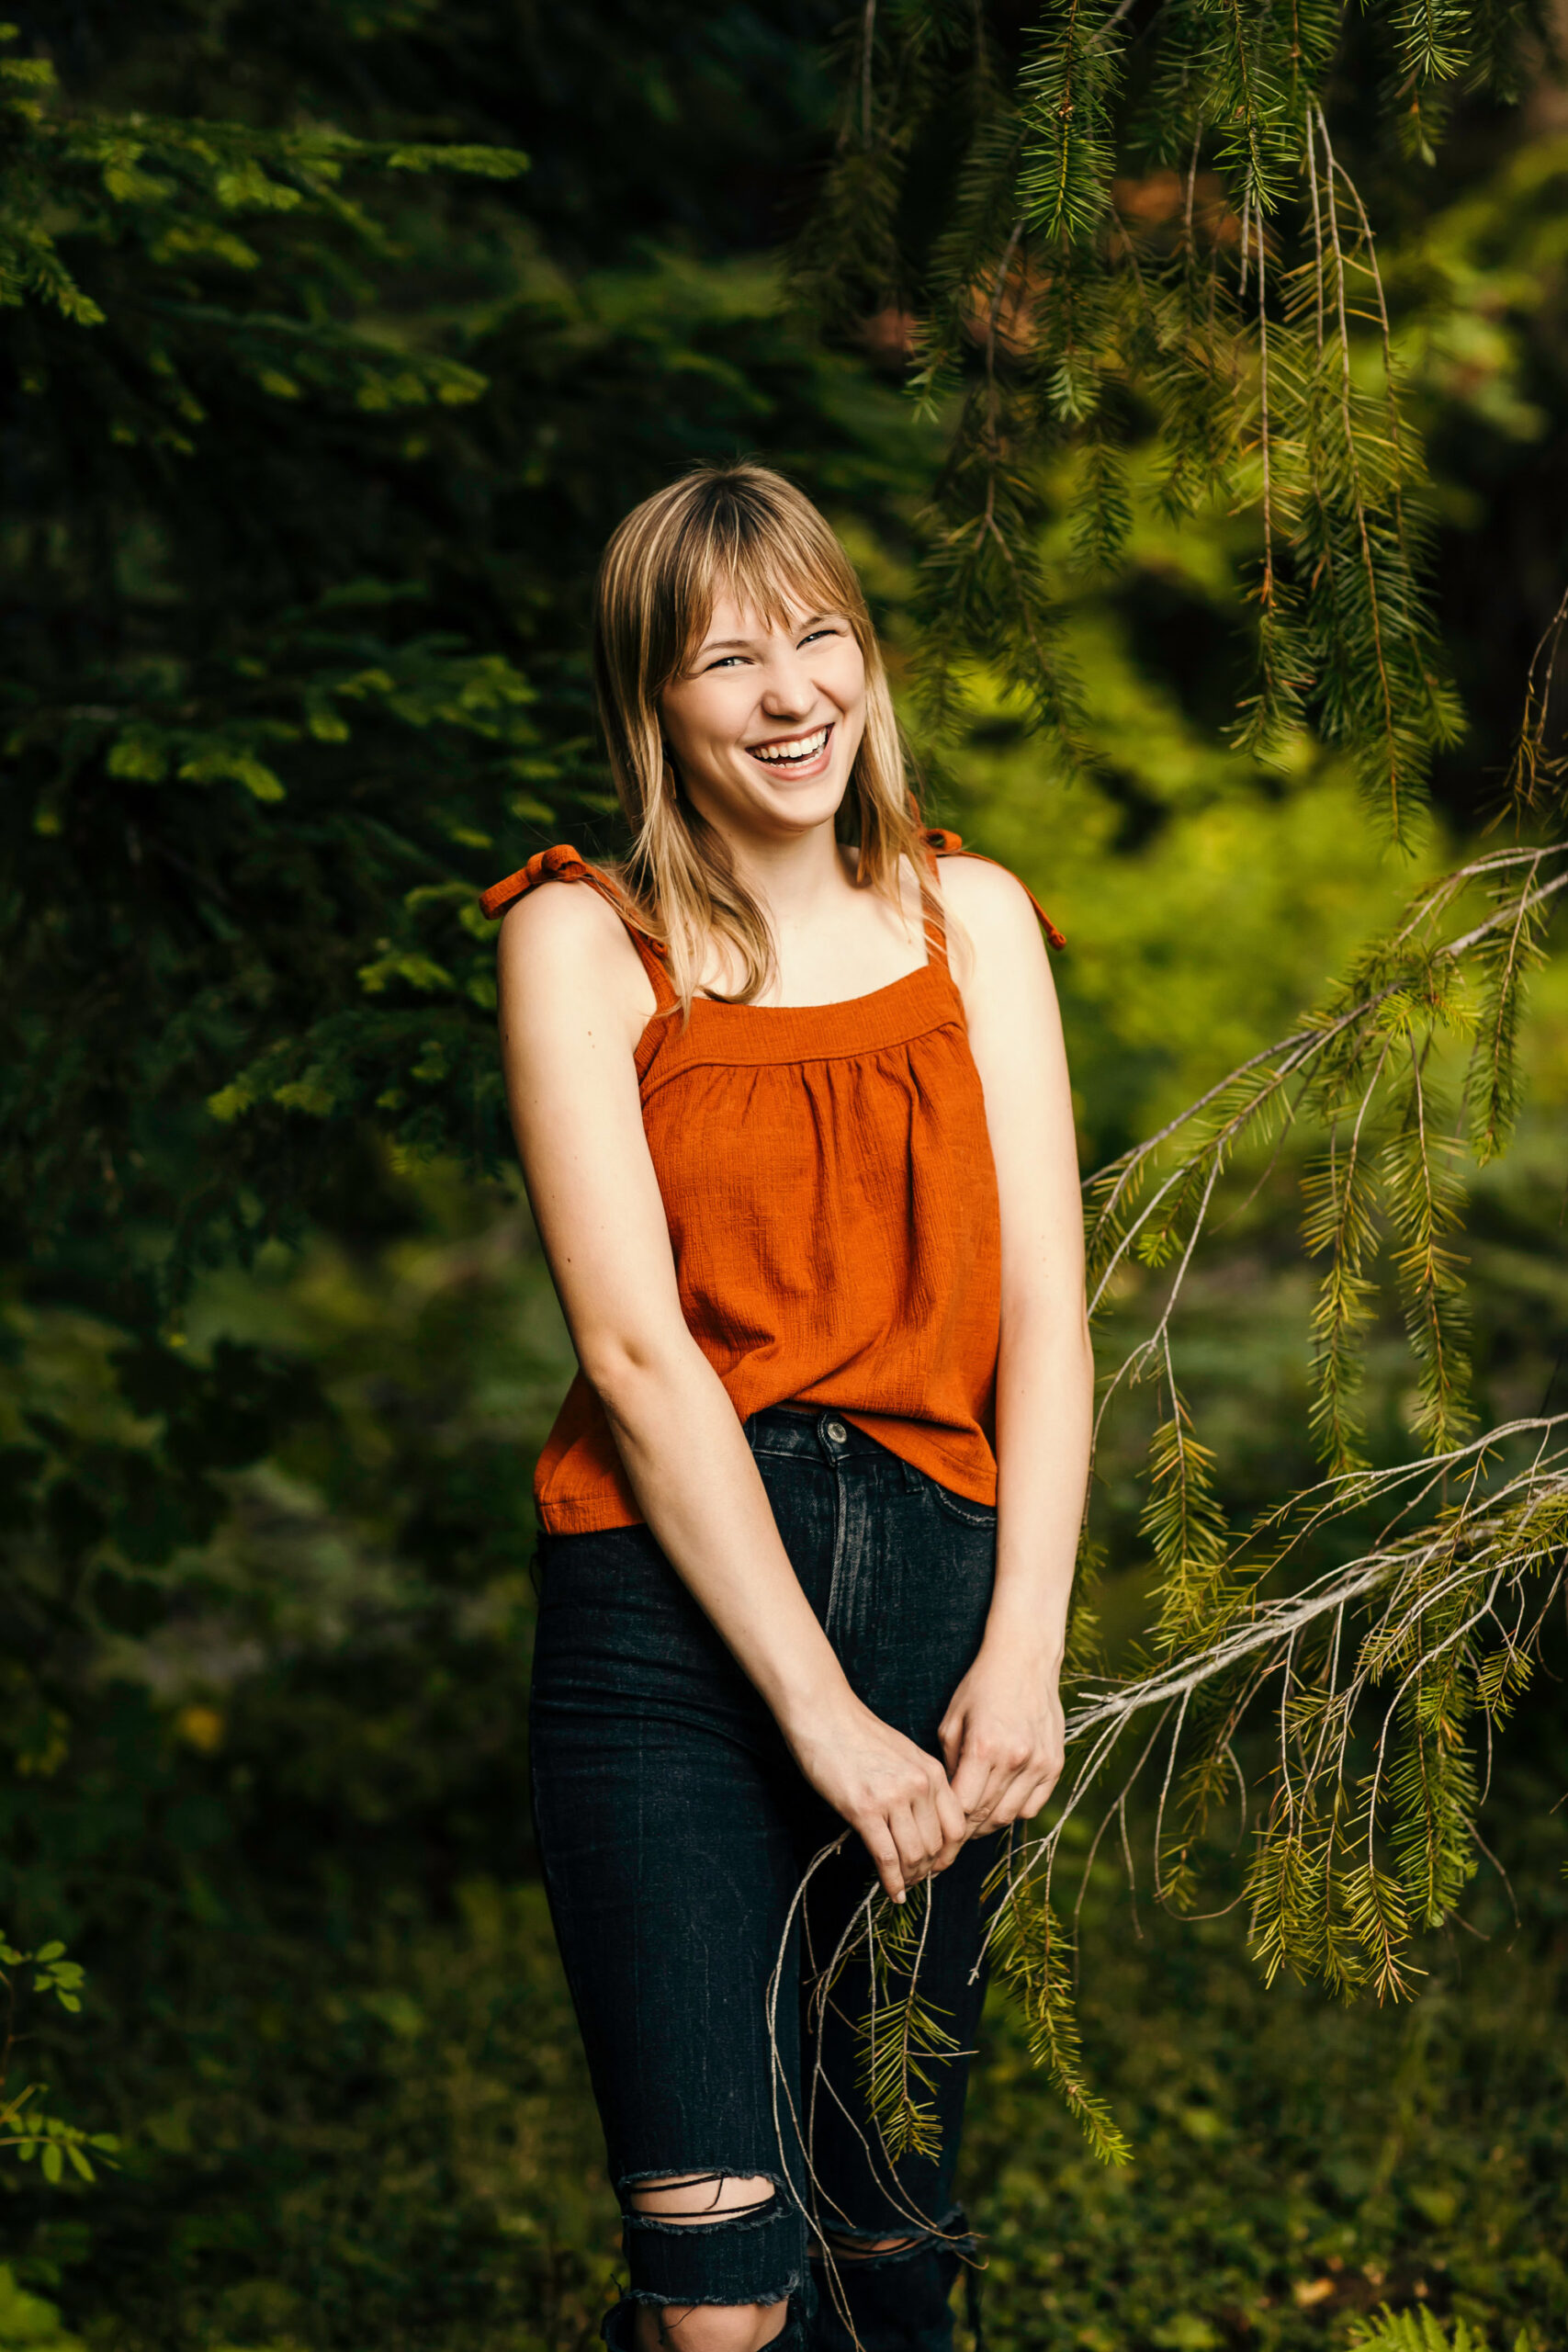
[1,3,1565,2348]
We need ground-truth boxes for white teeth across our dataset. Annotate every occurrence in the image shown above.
[750,726,829,765]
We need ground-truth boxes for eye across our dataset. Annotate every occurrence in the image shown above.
[800,625,841,648]
[703,652,748,672]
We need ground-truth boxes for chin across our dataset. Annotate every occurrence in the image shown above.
[761,782,846,832]
[753,753,851,816]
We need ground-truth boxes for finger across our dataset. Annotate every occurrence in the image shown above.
[934,1777,969,1855]
[968,1747,1027,1828]
[962,1789,1004,1838]
[962,1783,1007,1847]
[967,1756,1032,1834]
[1020,1747,1064,1817]
[987,1766,1059,1830]
[863,1824,907,1905]
[889,1804,933,1894]
[912,1777,965,1877]
[908,1786,945,1872]
[949,1740,998,1822]
[969,1777,1023,1832]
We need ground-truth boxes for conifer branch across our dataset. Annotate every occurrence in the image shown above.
[1506,582,1568,813]
[804,2,1473,817]
[794,0,1567,2151]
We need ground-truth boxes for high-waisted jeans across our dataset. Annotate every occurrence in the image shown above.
[529,1408,1001,2352]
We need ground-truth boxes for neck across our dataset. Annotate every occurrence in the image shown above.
[700,809,855,931]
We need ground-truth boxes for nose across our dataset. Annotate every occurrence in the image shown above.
[756,642,817,720]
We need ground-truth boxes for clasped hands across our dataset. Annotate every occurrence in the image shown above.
[786,1641,1066,1905]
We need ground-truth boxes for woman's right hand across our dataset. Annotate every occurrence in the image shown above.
[785,1694,969,1903]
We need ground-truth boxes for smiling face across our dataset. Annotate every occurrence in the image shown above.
[657,591,868,847]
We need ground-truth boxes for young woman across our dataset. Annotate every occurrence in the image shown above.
[486,463,1091,2352]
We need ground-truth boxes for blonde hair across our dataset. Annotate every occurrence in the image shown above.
[592,460,934,1012]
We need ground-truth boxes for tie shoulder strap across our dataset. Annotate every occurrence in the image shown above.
[479,844,678,1012]
[919,828,1066,953]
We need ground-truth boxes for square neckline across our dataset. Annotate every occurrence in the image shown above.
[688,943,935,1017]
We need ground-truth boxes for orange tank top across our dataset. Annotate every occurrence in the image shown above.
[481,833,1064,1536]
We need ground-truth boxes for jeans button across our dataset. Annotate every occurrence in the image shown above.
[825,1419,848,1445]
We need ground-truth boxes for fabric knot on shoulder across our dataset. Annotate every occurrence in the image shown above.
[479,842,591,921]
[478,846,673,1014]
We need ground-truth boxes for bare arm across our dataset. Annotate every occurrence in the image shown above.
[497,880,966,1899]
[938,856,1093,1832]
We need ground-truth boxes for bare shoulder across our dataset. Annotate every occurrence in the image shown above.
[938,853,1055,989]
[495,872,656,1037]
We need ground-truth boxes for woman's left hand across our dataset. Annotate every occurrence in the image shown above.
[939,1641,1066,1837]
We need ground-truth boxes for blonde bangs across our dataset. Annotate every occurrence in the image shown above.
[668,529,857,690]
[591,461,934,1014]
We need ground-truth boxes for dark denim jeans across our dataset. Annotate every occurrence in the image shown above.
[530,1408,1001,2352]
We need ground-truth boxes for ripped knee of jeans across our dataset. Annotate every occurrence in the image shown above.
[610,2174,805,2348]
[624,2172,784,2234]
[820,2231,924,2264]
[814,2208,977,2270]
[614,2169,806,2329]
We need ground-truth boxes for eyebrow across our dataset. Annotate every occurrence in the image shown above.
[695,613,836,656]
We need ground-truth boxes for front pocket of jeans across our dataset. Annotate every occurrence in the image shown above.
[925,1479,998,1530]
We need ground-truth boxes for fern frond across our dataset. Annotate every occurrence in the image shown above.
[1349,2299,1495,2349]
